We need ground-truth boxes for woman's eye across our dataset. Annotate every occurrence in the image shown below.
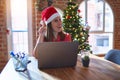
[59,19,61,21]
[54,19,61,22]
[54,19,58,22]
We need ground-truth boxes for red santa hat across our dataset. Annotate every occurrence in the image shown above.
[41,6,60,25]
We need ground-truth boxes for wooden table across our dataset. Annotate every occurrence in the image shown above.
[0,54,120,80]
[42,54,120,80]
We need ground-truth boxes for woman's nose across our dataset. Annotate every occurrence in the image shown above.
[58,20,62,25]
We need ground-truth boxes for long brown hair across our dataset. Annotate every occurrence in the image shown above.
[44,22,65,42]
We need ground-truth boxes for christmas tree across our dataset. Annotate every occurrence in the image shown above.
[62,0,91,52]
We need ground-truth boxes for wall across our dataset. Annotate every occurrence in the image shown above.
[0,0,8,71]
[108,0,120,49]
[0,0,120,71]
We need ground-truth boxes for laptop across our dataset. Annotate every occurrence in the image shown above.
[36,41,79,69]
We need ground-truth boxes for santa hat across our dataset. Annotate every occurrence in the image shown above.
[41,6,60,25]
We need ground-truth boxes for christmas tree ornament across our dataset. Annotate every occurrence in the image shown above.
[77,9,81,13]
[80,32,83,36]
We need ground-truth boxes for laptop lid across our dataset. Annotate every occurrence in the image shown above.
[36,41,79,69]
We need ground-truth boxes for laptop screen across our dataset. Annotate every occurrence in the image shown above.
[36,41,79,69]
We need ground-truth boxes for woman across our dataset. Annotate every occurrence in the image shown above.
[33,6,71,57]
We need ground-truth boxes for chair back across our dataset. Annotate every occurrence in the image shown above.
[105,49,120,65]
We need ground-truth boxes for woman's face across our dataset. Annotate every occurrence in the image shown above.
[51,16,62,33]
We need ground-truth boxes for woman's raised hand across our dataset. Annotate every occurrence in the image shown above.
[39,21,47,36]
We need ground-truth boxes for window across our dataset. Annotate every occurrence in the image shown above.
[79,0,113,54]
[7,0,33,54]
[10,0,28,53]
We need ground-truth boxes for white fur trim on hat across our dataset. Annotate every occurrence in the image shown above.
[44,13,60,25]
